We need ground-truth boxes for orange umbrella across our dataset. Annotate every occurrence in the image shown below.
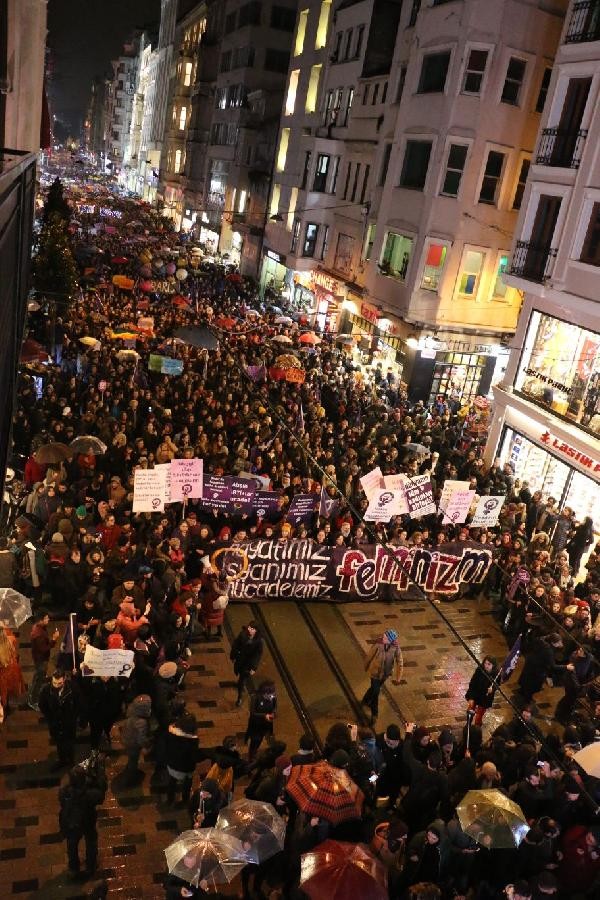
[300,841,387,900]
[215,316,237,329]
[299,332,321,345]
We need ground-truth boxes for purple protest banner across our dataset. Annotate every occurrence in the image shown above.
[287,493,319,525]
[319,486,339,519]
[252,491,281,517]
[200,475,232,511]
[506,566,530,602]
[229,477,256,513]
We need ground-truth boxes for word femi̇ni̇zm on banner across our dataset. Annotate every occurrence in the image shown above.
[215,539,493,602]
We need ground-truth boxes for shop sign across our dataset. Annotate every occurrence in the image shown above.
[312,270,342,294]
[524,368,571,394]
[266,249,285,264]
[360,303,381,325]
[540,431,600,473]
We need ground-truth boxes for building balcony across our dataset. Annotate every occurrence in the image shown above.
[535,127,588,168]
[509,240,558,283]
[564,0,600,43]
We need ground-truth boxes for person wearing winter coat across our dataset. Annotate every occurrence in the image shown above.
[83,676,123,750]
[557,824,600,895]
[375,724,406,807]
[465,655,499,727]
[119,694,152,785]
[518,633,563,702]
[189,777,226,829]
[405,820,450,890]
[245,680,277,761]
[58,761,107,879]
[39,670,81,768]
[198,573,226,640]
[230,621,264,706]
[402,723,449,832]
[165,712,200,805]
[116,598,150,648]
[361,629,403,725]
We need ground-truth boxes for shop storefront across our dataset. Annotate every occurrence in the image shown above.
[403,340,507,404]
[261,249,288,295]
[347,301,405,376]
[514,309,600,438]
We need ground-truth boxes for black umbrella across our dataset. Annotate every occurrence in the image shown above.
[173,326,219,351]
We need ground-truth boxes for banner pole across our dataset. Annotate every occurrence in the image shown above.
[70,613,77,672]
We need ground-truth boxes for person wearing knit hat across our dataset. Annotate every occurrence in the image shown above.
[361,629,403,725]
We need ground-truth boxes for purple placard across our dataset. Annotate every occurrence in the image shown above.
[403,475,436,518]
[287,493,319,525]
[229,477,256,513]
[252,491,281,517]
[200,475,231,511]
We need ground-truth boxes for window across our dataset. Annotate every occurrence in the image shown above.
[215,87,226,109]
[306,64,322,113]
[232,46,255,68]
[239,0,261,28]
[178,106,187,130]
[491,253,513,301]
[323,89,334,124]
[501,57,526,105]
[457,249,484,296]
[418,51,451,93]
[379,143,392,186]
[313,154,330,192]
[238,189,247,213]
[303,223,319,256]
[381,81,388,104]
[285,70,300,115]
[512,158,530,210]
[409,0,421,27]
[334,233,355,274]
[301,151,312,189]
[363,84,370,105]
[333,31,343,62]
[535,67,552,113]
[276,128,290,171]
[380,232,413,280]
[295,9,309,56]
[462,49,488,95]
[265,49,290,72]
[174,148,182,173]
[316,0,332,49]
[400,140,432,191]
[341,87,354,125]
[220,50,232,73]
[287,187,298,231]
[372,83,379,105]
[291,217,301,252]
[479,150,505,205]
[354,25,365,58]
[360,164,370,203]
[441,143,468,197]
[321,224,330,260]
[183,62,193,86]
[343,29,353,60]
[350,163,361,202]
[271,5,296,31]
[269,183,281,218]
[343,161,352,199]
[395,66,407,103]
[421,242,448,291]
[225,11,237,34]
[330,156,341,194]
[580,202,600,266]
[363,223,376,260]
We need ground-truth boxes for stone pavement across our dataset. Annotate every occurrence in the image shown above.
[0,595,558,899]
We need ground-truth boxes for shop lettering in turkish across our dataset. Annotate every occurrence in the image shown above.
[540,431,600,473]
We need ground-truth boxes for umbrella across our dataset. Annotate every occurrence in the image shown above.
[275,354,302,368]
[35,442,73,464]
[79,336,101,348]
[116,349,140,361]
[214,316,237,329]
[286,762,364,825]
[573,743,600,778]
[402,442,431,458]
[266,305,282,314]
[20,338,51,365]
[164,828,250,889]
[300,841,387,900]
[299,332,321,345]
[172,295,191,309]
[174,326,219,351]
[111,256,128,264]
[274,315,293,325]
[0,588,33,629]
[69,435,107,456]
[273,334,293,344]
[456,789,530,849]
[216,800,286,864]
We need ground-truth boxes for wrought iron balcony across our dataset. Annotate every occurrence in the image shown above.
[565,0,600,43]
[509,241,558,283]
[535,127,588,168]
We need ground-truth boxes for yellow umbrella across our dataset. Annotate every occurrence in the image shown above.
[79,336,100,348]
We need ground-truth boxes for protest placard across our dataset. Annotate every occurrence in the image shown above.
[287,493,319,525]
[383,474,409,514]
[442,490,476,524]
[438,480,471,512]
[170,458,204,501]
[133,467,167,512]
[155,463,172,504]
[402,474,436,517]
[470,494,506,528]
[82,645,134,678]
[229,477,257,513]
[365,489,409,522]
[360,467,384,500]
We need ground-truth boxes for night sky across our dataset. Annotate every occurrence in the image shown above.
[47,0,161,138]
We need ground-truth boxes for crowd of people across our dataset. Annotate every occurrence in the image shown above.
[0,175,600,899]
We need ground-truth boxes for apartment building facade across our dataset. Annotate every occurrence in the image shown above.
[103,40,141,173]
[486,0,600,527]
[262,0,567,403]
[0,0,48,152]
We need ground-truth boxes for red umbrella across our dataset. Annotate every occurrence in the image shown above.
[172,294,190,308]
[300,841,387,900]
[286,762,363,825]
[111,256,129,265]
[20,338,51,364]
[299,332,321,345]
[215,316,237,329]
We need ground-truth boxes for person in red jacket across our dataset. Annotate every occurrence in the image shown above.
[24,456,47,489]
[96,514,122,553]
[27,610,60,710]
[116,599,149,648]
[558,824,600,894]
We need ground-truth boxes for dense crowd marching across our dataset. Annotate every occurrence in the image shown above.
[1,176,600,899]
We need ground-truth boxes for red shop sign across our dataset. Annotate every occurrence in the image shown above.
[360,303,381,325]
[540,431,600,474]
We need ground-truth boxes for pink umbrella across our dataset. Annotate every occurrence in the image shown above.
[166,262,177,275]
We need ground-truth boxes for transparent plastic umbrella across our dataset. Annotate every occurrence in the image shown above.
[164,828,251,889]
[456,789,530,849]
[0,589,33,628]
[69,435,108,455]
[216,799,286,864]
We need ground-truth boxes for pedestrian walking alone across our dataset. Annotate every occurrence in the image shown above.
[245,680,277,761]
[58,756,107,880]
[465,655,499,727]
[39,669,81,769]
[230,620,263,707]
[362,629,403,725]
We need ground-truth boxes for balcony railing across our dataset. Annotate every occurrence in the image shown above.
[565,0,600,43]
[535,127,588,168]
[509,241,558,283]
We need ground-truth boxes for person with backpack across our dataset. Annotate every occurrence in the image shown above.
[58,756,107,880]
[165,712,200,806]
[230,621,263,707]
[119,694,153,786]
[361,629,403,726]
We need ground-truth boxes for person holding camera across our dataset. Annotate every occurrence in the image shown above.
[58,756,107,880]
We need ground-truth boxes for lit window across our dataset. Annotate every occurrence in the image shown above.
[306,64,322,113]
[238,189,247,213]
[421,242,447,291]
[285,70,300,115]
[179,106,187,130]
[174,149,182,173]
[315,0,331,49]
[270,184,281,218]
[183,62,193,86]
[457,249,484,297]
[491,253,514,300]
[295,9,309,56]
[291,218,301,252]
[303,223,319,256]
[363,224,376,260]
[276,128,290,171]
[287,187,298,230]
[380,232,413,280]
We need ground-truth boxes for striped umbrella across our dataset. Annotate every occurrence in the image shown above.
[286,762,364,825]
